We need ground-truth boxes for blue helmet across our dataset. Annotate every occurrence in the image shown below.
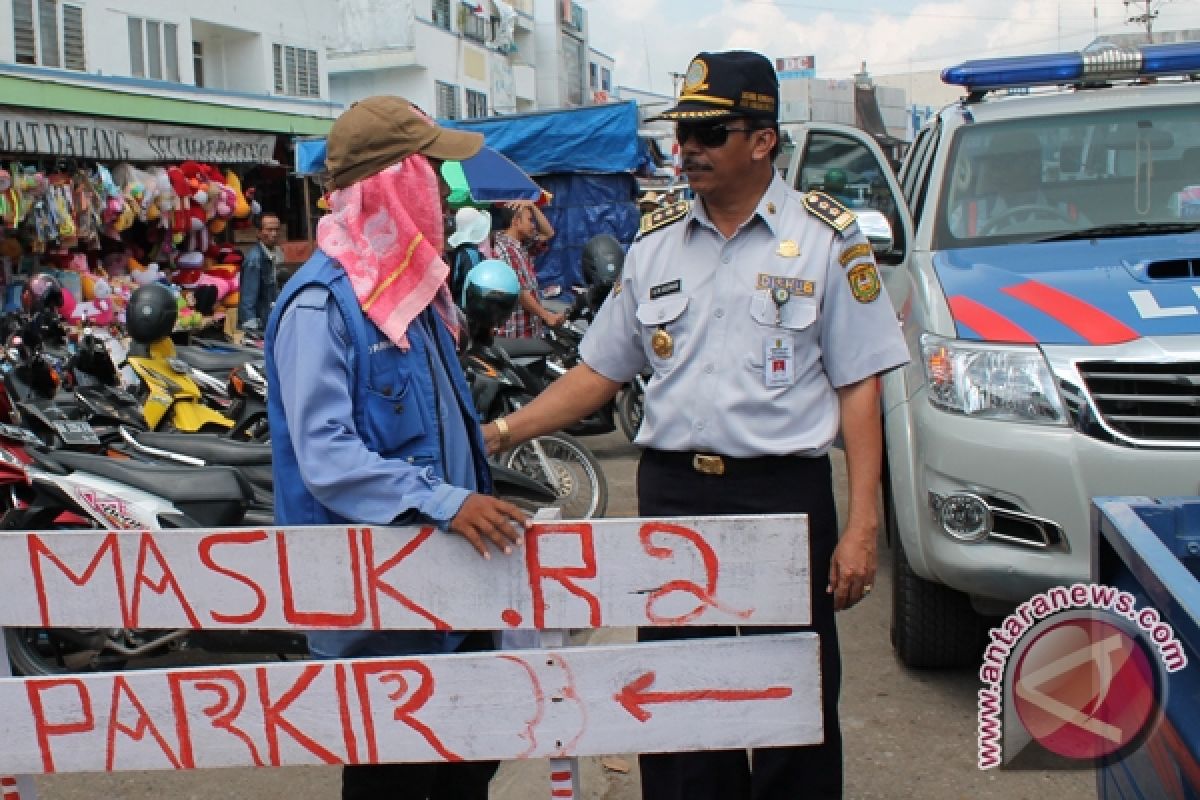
[463,258,520,329]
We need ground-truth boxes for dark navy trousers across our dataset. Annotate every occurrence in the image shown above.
[636,448,843,800]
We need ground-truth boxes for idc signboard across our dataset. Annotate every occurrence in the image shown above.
[776,56,816,80]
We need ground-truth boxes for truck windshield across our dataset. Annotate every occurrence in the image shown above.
[934,104,1200,248]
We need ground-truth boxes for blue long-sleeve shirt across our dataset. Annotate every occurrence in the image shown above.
[273,286,475,528]
[238,242,280,330]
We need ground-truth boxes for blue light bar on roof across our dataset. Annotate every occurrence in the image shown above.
[942,41,1200,91]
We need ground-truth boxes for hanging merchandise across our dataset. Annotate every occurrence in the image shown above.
[0,168,20,229]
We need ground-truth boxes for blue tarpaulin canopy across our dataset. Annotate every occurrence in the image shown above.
[440,101,646,175]
[443,101,646,291]
[292,102,648,290]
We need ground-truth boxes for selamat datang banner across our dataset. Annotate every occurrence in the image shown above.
[0,107,277,164]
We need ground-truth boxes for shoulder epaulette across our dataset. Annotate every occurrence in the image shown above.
[638,201,691,239]
[803,191,856,234]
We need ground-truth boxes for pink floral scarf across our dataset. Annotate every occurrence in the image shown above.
[316,156,458,349]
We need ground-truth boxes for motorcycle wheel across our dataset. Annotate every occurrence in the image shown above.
[501,432,608,519]
[4,627,128,676]
[617,385,644,442]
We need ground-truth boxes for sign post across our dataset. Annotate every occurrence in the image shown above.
[0,515,818,794]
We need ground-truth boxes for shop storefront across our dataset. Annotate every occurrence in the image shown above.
[0,72,333,331]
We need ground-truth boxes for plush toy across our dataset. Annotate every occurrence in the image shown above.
[175,289,204,329]
[174,250,205,286]
[193,245,242,307]
[132,261,165,286]
[89,279,115,326]
[225,170,252,219]
[166,166,191,242]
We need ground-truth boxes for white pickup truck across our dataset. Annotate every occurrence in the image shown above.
[778,42,1200,667]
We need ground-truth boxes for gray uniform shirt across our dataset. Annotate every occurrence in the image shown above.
[579,174,909,458]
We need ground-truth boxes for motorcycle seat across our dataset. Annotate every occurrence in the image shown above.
[132,430,273,466]
[494,337,553,358]
[175,345,263,377]
[38,450,251,508]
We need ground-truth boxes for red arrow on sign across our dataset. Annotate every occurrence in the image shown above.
[614,671,794,722]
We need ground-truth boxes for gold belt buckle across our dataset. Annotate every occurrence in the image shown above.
[692,454,725,476]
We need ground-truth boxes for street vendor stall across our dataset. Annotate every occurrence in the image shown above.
[0,103,318,335]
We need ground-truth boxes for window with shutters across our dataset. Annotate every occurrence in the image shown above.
[192,41,204,87]
[37,0,58,67]
[461,10,488,42]
[12,0,85,70]
[465,89,487,119]
[436,81,459,120]
[61,4,83,70]
[272,44,321,98]
[432,0,451,30]
[128,17,179,81]
[13,0,36,64]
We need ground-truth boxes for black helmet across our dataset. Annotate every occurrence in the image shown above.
[127,283,178,343]
[581,234,624,288]
[463,259,521,331]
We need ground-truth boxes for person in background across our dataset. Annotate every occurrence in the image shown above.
[263,95,526,800]
[491,199,563,337]
[238,212,283,331]
[447,206,492,305]
[477,50,909,800]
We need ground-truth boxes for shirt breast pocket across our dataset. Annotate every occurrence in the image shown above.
[362,375,428,458]
[746,292,818,370]
[635,294,690,370]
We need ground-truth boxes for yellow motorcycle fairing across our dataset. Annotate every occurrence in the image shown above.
[170,400,235,432]
[127,346,235,432]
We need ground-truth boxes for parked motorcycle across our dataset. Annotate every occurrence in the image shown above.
[461,259,608,519]
[0,424,302,676]
[123,284,237,434]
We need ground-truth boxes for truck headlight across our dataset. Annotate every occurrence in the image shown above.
[920,335,1067,425]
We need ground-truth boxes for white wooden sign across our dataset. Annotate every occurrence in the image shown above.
[0,635,819,776]
[0,516,810,630]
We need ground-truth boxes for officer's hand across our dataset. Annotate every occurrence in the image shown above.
[544,311,566,328]
[448,493,527,559]
[827,524,878,611]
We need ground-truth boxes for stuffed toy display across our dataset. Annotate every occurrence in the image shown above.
[1,158,262,335]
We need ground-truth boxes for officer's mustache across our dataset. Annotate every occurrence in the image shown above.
[682,160,712,172]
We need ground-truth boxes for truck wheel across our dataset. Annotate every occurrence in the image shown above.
[891,535,988,668]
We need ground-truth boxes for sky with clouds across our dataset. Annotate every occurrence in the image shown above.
[581,0,1200,96]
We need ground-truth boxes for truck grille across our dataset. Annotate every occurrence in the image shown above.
[1077,361,1200,444]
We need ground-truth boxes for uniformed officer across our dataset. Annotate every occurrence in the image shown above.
[483,50,909,800]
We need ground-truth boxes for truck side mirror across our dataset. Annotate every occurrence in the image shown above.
[856,210,894,255]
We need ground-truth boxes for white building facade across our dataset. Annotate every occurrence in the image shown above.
[0,0,340,124]
[328,0,614,119]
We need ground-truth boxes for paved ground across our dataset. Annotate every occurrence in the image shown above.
[32,431,1095,799]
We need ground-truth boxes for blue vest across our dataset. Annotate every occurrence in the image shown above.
[264,250,492,527]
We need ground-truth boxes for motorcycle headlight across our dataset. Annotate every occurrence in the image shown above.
[920,335,1067,425]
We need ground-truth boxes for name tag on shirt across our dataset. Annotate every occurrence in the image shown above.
[763,336,795,388]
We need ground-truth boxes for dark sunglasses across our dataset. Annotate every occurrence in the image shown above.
[676,121,758,148]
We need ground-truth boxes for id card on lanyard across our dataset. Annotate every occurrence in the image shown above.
[764,335,795,387]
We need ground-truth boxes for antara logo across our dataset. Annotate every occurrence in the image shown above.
[1129,288,1200,318]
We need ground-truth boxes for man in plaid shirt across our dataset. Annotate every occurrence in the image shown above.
[493,201,564,338]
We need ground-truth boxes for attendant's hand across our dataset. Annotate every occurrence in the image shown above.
[544,310,566,328]
[827,523,878,611]
[448,493,528,559]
